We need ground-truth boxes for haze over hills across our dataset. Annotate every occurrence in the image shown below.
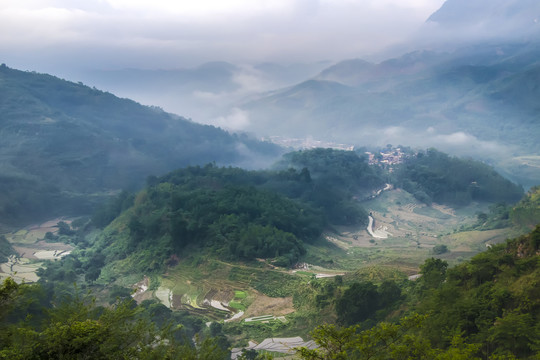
[0,65,281,228]
[30,0,536,189]
[427,0,540,31]
[0,0,539,358]
[240,42,540,187]
[76,61,331,131]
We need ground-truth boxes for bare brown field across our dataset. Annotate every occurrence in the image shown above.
[243,292,295,318]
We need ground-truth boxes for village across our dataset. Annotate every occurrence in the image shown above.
[365,146,406,168]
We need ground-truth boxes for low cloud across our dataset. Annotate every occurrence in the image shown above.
[0,0,445,76]
[352,126,511,163]
[211,108,251,131]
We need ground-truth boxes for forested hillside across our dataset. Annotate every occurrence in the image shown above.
[0,147,535,359]
[274,148,385,224]
[34,147,526,285]
[0,65,281,228]
[511,186,540,230]
[395,148,523,206]
[300,225,540,359]
[77,154,384,280]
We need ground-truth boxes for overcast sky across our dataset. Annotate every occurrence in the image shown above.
[1,0,446,78]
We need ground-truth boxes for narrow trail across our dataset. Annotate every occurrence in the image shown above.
[367,215,391,239]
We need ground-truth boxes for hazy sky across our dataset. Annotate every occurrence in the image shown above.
[1,0,445,77]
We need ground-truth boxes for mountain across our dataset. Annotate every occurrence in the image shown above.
[241,42,540,187]
[79,61,331,128]
[427,0,540,29]
[0,65,282,228]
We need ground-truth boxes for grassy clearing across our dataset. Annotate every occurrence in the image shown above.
[298,189,518,276]
[442,228,512,253]
[413,206,451,220]
[0,258,43,283]
[234,290,247,299]
[229,302,246,311]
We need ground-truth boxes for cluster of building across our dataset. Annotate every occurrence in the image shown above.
[365,147,406,167]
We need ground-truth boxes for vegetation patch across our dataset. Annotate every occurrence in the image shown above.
[234,290,247,299]
[229,301,246,311]
[412,206,451,220]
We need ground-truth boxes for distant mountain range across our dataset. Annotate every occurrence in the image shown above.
[0,65,281,228]
[78,61,331,127]
[240,40,540,187]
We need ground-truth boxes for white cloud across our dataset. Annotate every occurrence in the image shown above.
[104,0,293,17]
[0,0,446,74]
[211,108,251,130]
[365,127,510,162]
[435,131,472,145]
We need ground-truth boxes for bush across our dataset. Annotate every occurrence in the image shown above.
[432,244,448,255]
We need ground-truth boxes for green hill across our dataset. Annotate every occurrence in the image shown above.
[511,186,540,229]
[80,154,385,279]
[395,148,524,206]
[37,148,525,284]
[0,65,281,228]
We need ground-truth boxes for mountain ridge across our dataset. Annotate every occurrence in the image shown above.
[0,64,282,227]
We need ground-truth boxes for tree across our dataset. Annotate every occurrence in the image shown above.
[335,282,379,325]
[432,244,448,255]
[0,279,230,359]
[57,221,74,236]
[420,258,448,289]
[297,314,482,360]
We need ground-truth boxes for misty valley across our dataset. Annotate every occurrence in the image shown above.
[1,0,540,359]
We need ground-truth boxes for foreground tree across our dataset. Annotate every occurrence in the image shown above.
[296,314,481,360]
[0,278,229,359]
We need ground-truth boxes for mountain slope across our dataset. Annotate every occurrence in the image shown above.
[0,65,281,227]
[299,225,540,359]
[427,0,540,28]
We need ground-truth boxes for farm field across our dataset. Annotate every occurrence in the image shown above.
[0,219,73,282]
[312,189,514,272]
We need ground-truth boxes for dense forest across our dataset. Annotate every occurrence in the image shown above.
[0,277,230,359]
[395,149,524,206]
[78,154,383,279]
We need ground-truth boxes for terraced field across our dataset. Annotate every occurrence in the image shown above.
[0,219,73,282]
[136,259,302,322]
[319,189,514,270]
